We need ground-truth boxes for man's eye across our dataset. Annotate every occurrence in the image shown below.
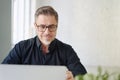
[48,26,53,28]
[40,25,46,28]
[49,25,56,28]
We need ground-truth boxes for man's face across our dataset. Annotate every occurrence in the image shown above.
[35,15,57,45]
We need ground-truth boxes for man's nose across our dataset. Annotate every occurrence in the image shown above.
[44,28,50,34]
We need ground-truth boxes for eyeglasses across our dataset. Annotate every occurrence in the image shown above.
[35,23,57,32]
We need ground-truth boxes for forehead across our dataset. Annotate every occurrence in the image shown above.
[36,15,57,25]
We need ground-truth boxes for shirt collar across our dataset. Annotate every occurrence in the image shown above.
[36,36,41,48]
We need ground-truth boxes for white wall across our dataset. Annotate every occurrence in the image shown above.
[0,0,11,63]
[36,0,120,67]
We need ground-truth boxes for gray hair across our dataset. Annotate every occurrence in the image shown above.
[35,6,58,22]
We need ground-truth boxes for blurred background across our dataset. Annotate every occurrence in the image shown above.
[0,0,120,73]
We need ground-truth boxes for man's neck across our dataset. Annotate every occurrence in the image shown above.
[42,44,49,54]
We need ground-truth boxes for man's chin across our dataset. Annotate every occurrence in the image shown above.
[42,40,51,46]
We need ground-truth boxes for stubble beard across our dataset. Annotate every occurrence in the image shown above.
[42,40,51,46]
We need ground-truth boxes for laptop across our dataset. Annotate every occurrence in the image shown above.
[0,64,67,80]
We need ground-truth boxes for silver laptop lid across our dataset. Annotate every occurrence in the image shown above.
[0,64,67,80]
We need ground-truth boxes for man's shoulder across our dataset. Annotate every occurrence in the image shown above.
[15,36,37,47]
[55,39,72,49]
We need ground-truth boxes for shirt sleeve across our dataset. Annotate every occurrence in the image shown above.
[66,46,87,76]
[1,43,22,64]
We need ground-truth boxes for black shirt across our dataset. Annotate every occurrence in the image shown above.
[2,36,87,76]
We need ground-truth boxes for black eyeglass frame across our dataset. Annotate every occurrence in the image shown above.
[35,23,57,32]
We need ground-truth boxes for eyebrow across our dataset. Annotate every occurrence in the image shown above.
[38,24,57,26]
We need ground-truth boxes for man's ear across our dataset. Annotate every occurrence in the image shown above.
[34,23,37,28]
[34,23,37,30]
[34,22,36,27]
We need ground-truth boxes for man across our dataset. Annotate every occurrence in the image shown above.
[2,6,87,80]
